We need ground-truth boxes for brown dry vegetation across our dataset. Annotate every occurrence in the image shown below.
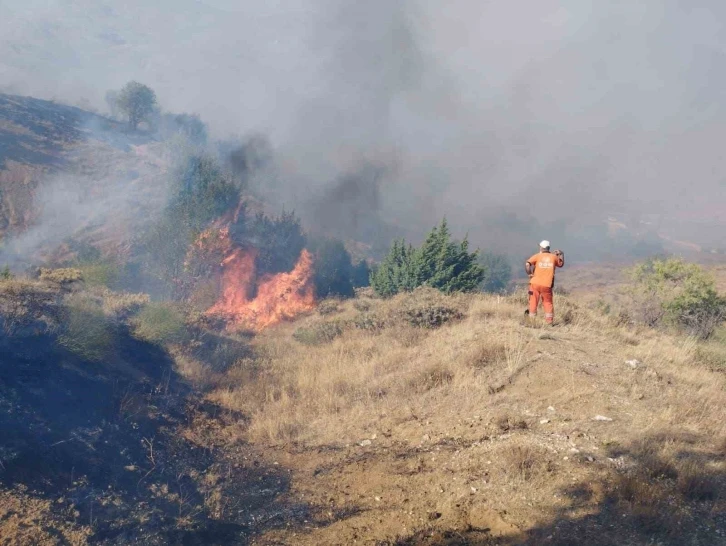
[1,275,725,544]
[184,286,726,545]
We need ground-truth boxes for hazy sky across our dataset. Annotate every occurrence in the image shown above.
[3,0,726,251]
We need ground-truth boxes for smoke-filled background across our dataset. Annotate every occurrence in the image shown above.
[3,0,726,259]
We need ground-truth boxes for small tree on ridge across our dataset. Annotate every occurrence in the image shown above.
[117,81,157,130]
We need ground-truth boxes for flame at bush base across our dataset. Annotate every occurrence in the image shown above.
[206,244,315,332]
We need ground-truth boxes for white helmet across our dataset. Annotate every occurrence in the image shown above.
[539,240,551,249]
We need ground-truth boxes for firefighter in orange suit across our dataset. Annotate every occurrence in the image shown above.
[525,240,564,324]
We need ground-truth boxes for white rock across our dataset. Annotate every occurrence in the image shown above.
[370,434,377,440]
[570,448,580,453]
[360,439,372,447]
[593,415,613,422]
[547,406,556,412]
[540,419,550,424]
[625,359,640,368]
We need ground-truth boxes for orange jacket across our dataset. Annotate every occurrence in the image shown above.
[526,251,564,288]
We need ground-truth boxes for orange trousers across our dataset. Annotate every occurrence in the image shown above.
[529,284,554,323]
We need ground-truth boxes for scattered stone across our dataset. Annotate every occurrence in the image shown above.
[359,439,372,447]
[569,448,580,453]
[540,419,550,424]
[374,496,382,502]
[593,415,613,422]
[563,456,569,461]
[587,456,594,462]
[547,406,555,412]
[428,511,442,520]
[370,434,377,440]
[470,487,478,493]
[422,434,431,442]
[625,359,641,369]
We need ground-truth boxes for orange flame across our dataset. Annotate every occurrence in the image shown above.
[204,228,315,331]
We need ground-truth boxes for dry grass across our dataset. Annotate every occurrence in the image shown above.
[497,443,552,483]
[208,287,726,448]
[200,283,726,544]
[2,267,724,544]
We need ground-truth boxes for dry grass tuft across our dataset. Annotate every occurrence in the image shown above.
[38,267,83,286]
[400,303,463,329]
[292,320,345,345]
[498,443,551,482]
[469,342,507,369]
[495,413,529,432]
[695,343,726,371]
[408,365,454,393]
[352,312,386,332]
[504,331,530,373]
[352,299,372,312]
[317,299,341,316]
[676,461,721,501]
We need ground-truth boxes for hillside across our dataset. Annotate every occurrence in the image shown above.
[1,272,724,545]
[202,287,726,545]
[0,93,168,261]
[1,92,725,544]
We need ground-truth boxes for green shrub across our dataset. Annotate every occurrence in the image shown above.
[629,257,726,339]
[352,260,372,288]
[140,153,241,297]
[172,154,241,230]
[0,266,12,280]
[479,252,512,293]
[293,320,344,345]
[369,239,419,297]
[58,294,115,361]
[371,218,485,297]
[191,333,251,373]
[232,210,306,277]
[308,238,355,298]
[77,261,120,288]
[133,302,187,344]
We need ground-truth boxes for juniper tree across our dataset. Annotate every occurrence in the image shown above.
[371,219,485,297]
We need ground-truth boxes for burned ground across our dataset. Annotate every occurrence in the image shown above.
[0,280,333,545]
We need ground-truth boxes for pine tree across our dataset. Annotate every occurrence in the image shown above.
[370,219,485,297]
[370,239,417,297]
